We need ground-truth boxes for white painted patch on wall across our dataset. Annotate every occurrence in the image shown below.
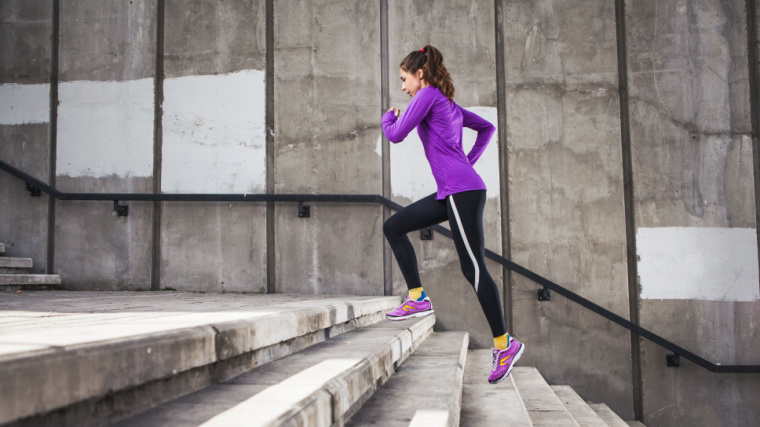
[0,83,50,125]
[57,79,154,178]
[637,227,760,301]
[162,69,266,193]
[391,106,499,201]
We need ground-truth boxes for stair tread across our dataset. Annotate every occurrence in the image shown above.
[512,367,579,426]
[551,385,608,427]
[0,292,402,425]
[114,315,436,426]
[347,331,469,427]
[0,258,30,268]
[461,349,533,426]
[589,403,630,427]
[0,274,60,285]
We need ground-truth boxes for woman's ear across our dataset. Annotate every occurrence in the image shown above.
[416,69,424,80]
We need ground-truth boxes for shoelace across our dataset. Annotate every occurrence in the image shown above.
[491,348,500,371]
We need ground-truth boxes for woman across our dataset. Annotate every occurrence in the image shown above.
[382,45,524,384]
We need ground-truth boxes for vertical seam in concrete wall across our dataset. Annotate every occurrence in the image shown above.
[494,0,512,332]
[151,0,165,291]
[615,0,643,421]
[265,0,276,294]
[47,0,60,275]
[746,0,760,293]
[380,0,391,296]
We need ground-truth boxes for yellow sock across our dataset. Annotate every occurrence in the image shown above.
[408,287,424,301]
[494,333,510,350]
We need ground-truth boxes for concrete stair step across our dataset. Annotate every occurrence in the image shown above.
[0,257,33,269]
[461,349,533,426]
[588,403,632,427]
[512,367,579,426]
[0,292,403,426]
[115,314,436,427]
[551,385,608,427]
[0,273,60,286]
[347,331,469,427]
[626,422,646,427]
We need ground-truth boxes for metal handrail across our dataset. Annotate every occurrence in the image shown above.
[1,158,758,373]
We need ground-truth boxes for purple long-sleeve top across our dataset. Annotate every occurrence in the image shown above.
[382,86,495,200]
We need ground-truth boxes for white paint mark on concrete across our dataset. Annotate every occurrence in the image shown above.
[391,106,499,201]
[0,83,50,125]
[637,227,760,301]
[162,69,266,193]
[409,409,450,427]
[57,79,154,178]
[375,135,383,157]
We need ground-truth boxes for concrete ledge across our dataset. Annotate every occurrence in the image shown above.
[0,274,61,285]
[512,367,580,426]
[0,257,33,268]
[589,403,630,427]
[0,292,401,425]
[115,315,437,427]
[551,385,607,427]
[461,350,533,426]
[347,331,470,427]
[0,243,5,254]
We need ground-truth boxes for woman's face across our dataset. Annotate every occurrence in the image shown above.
[400,68,425,97]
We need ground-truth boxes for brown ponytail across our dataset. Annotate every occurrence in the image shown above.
[400,44,455,101]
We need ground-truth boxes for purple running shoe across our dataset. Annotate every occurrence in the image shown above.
[385,296,434,321]
[488,338,524,384]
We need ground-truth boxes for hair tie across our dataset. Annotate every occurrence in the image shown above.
[420,48,426,54]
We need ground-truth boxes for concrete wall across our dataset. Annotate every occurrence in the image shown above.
[1,1,759,425]
[0,0,51,273]
[626,0,760,425]
[503,0,634,418]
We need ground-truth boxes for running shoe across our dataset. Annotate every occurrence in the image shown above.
[488,338,524,384]
[385,296,434,321]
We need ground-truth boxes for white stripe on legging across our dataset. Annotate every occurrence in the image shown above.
[449,195,479,293]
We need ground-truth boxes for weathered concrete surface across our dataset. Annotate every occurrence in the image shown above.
[504,0,633,418]
[388,0,503,349]
[273,0,384,295]
[160,203,267,293]
[53,1,157,290]
[0,0,51,274]
[512,367,580,426]
[0,0,52,84]
[114,313,434,427]
[0,257,33,268]
[0,291,401,425]
[163,0,265,78]
[551,385,608,427]
[626,1,760,426]
[461,350,533,426]
[54,180,153,290]
[348,332,469,427]
[589,403,630,427]
[0,273,60,285]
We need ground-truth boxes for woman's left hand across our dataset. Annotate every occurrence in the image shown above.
[388,107,401,117]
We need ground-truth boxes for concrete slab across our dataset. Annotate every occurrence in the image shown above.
[0,257,33,268]
[114,315,436,427]
[347,332,469,427]
[460,349,532,426]
[551,385,607,427]
[0,274,60,285]
[588,403,629,427]
[0,243,4,254]
[626,422,646,427]
[512,367,579,426]
[0,292,400,425]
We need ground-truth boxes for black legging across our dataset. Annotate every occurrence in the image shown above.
[383,190,507,338]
